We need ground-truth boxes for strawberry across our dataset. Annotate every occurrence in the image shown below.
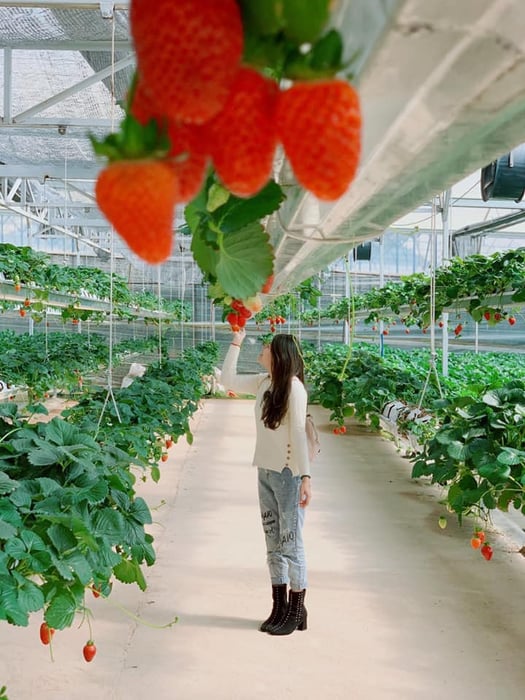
[39,622,55,645]
[204,67,278,197]
[483,311,491,321]
[96,160,178,263]
[454,324,463,336]
[508,316,516,326]
[261,274,274,294]
[226,312,240,331]
[481,544,493,561]
[166,122,208,202]
[83,640,97,662]
[276,79,361,200]
[130,0,243,124]
[131,82,209,202]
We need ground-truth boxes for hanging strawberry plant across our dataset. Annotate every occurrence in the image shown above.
[321,248,525,328]
[0,341,218,629]
[411,381,525,522]
[90,0,362,309]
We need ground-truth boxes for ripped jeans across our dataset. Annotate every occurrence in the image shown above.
[257,467,307,591]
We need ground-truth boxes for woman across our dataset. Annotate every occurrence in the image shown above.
[221,328,312,636]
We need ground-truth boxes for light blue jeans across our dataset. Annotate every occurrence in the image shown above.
[257,467,307,591]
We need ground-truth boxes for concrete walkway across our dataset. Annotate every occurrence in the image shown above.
[1,398,525,700]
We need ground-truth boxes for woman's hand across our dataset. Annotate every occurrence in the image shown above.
[299,477,311,508]
[232,328,246,346]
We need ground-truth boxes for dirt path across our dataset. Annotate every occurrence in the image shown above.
[1,399,525,699]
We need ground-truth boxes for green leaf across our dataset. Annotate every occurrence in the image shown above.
[28,445,62,466]
[4,537,29,560]
[207,183,230,212]
[0,520,17,540]
[191,222,219,281]
[478,463,511,483]
[14,575,45,613]
[0,472,18,495]
[496,447,525,466]
[45,591,77,629]
[0,576,29,626]
[447,440,468,461]
[216,223,274,299]
[47,524,78,554]
[93,508,125,541]
[35,477,61,496]
[82,479,109,505]
[129,497,152,525]
[63,552,93,585]
[482,390,501,407]
[216,180,285,232]
[113,558,147,591]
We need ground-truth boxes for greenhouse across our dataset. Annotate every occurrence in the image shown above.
[0,1,524,699]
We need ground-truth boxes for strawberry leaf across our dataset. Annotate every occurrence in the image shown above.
[215,180,285,232]
[216,223,274,299]
[45,591,77,629]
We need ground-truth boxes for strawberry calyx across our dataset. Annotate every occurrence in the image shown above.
[91,112,171,163]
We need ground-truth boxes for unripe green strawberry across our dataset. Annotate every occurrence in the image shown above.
[130,0,243,124]
[282,0,330,43]
[276,79,361,200]
[96,160,178,263]
[204,67,278,197]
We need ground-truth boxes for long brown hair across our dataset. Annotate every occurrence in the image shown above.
[261,334,305,430]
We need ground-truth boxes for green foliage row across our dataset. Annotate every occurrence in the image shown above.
[0,243,191,322]
[0,331,167,400]
[412,382,525,522]
[0,341,219,628]
[319,248,525,328]
[303,342,525,520]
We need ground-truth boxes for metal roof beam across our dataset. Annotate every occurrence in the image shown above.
[13,54,133,123]
[0,2,129,12]
[7,40,132,51]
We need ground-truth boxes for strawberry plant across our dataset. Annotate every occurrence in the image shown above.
[0,341,218,629]
[411,381,525,522]
[322,248,525,328]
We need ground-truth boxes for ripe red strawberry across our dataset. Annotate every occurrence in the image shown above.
[261,274,274,294]
[454,324,463,336]
[276,79,361,200]
[166,122,208,202]
[483,311,491,321]
[83,640,97,662]
[130,82,208,202]
[130,0,243,124]
[39,622,55,645]
[508,316,516,325]
[96,160,178,263]
[204,67,278,197]
[481,544,493,561]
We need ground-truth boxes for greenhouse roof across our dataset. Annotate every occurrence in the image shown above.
[1,1,525,291]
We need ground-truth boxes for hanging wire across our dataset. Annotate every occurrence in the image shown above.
[417,196,444,408]
[157,265,163,365]
[97,13,121,433]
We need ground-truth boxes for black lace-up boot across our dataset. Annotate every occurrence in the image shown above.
[259,584,288,632]
[267,588,307,635]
